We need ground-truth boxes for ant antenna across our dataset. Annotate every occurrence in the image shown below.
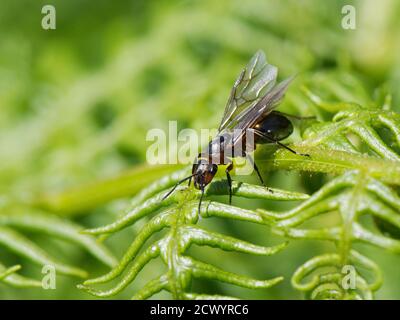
[162,173,197,201]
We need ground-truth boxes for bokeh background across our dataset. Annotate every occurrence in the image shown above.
[0,0,400,299]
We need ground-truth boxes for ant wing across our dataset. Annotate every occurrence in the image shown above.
[229,76,294,146]
[218,50,279,132]
[232,77,293,131]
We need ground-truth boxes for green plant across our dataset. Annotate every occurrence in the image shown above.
[77,171,308,299]
[72,90,400,299]
[0,207,117,288]
[1,0,400,301]
[0,165,180,290]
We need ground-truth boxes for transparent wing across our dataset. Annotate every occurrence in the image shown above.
[232,77,293,131]
[218,50,278,132]
[229,76,294,146]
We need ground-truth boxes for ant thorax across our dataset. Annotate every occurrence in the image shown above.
[202,132,231,165]
[201,130,253,165]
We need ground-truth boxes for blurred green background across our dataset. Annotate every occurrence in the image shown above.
[0,0,400,299]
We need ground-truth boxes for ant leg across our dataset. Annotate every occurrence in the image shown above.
[162,174,195,200]
[253,129,310,157]
[246,154,274,193]
[274,140,310,157]
[226,163,233,205]
[246,155,264,186]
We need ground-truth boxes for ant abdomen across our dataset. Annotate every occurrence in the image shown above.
[255,111,293,143]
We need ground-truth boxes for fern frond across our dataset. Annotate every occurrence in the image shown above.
[291,250,382,300]
[77,88,400,300]
[0,265,21,281]
[261,171,398,298]
[0,208,117,287]
[79,171,308,299]
[256,93,400,299]
[0,262,42,288]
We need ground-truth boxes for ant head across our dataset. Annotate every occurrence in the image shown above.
[192,158,218,190]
